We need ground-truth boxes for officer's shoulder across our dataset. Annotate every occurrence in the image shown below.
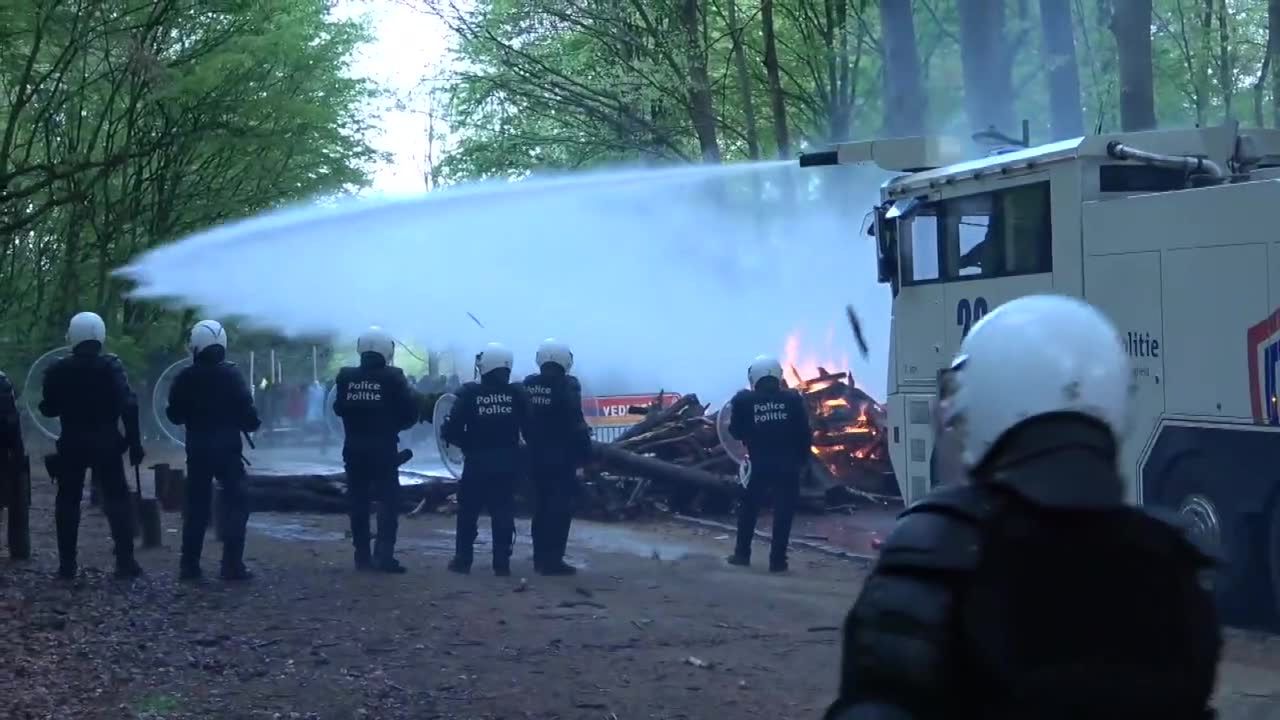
[103,353,125,368]
[218,360,238,369]
[1140,507,1221,566]
[730,388,751,403]
[458,381,481,394]
[522,373,540,384]
[877,485,996,573]
[335,366,356,379]
[0,371,11,393]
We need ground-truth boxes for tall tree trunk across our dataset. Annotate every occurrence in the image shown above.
[1255,0,1276,128]
[956,0,1016,135]
[679,0,721,162]
[726,0,761,159]
[1110,0,1157,131]
[1038,0,1084,139]
[878,0,926,137]
[1272,0,1280,127]
[762,0,791,158]
[1217,0,1232,120]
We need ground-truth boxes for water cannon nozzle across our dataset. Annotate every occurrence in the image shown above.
[798,150,838,168]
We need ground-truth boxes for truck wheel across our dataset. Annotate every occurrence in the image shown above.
[1160,455,1259,616]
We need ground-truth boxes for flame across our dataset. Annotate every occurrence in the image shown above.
[782,329,850,388]
[780,327,887,482]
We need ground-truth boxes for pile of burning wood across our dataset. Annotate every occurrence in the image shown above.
[582,371,897,519]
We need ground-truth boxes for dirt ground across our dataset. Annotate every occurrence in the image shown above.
[4,479,1280,720]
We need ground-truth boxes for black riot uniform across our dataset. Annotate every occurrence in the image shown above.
[441,368,529,576]
[333,352,419,572]
[0,371,30,559]
[823,418,1221,720]
[166,345,260,580]
[726,376,811,571]
[40,344,145,578]
[523,366,591,575]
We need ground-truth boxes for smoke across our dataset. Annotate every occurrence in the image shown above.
[118,160,893,407]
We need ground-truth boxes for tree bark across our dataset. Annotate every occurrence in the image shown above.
[1216,0,1232,120]
[762,0,791,158]
[726,0,761,159]
[879,0,926,137]
[1038,0,1084,139]
[679,0,721,162]
[956,0,1017,135]
[1109,0,1157,131]
[1272,0,1280,127]
[1255,0,1276,128]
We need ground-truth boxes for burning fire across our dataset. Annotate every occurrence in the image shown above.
[782,329,851,388]
[781,329,888,482]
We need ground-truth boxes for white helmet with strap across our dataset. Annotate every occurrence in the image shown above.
[943,294,1131,469]
[67,311,106,347]
[747,355,783,388]
[357,326,395,363]
[190,319,227,354]
[476,342,514,376]
[535,338,573,371]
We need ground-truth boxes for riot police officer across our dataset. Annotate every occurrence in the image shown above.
[166,320,261,581]
[725,355,811,573]
[823,295,1221,720]
[333,326,419,573]
[441,343,528,576]
[524,339,591,575]
[0,368,29,559]
[40,311,145,579]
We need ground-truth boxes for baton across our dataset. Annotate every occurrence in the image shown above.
[133,463,142,496]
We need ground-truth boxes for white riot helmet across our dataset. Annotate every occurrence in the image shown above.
[747,355,784,388]
[189,319,227,354]
[476,342,514,377]
[67,311,106,347]
[357,326,395,363]
[535,338,573,371]
[942,294,1131,469]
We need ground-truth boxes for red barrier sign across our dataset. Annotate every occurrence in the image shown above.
[584,393,682,427]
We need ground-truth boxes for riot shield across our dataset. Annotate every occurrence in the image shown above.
[324,382,343,438]
[151,355,252,447]
[431,392,464,479]
[22,345,69,441]
[715,398,751,487]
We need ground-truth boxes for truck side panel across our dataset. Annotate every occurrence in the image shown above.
[1081,250,1164,504]
[1162,244,1268,420]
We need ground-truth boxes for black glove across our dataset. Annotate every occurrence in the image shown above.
[129,445,145,467]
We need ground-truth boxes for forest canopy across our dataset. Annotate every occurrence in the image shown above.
[429,0,1280,181]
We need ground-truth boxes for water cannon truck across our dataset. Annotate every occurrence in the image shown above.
[801,124,1280,619]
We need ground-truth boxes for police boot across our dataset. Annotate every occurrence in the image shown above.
[540,514,577,576]
[54,500,79,579]
[106,503,143,579]
[726,553,750,567]
[179,559,203,582]
[448,536,473,574]
[373,540,407,575]
[220,539,253,582]
[354,547,373,571]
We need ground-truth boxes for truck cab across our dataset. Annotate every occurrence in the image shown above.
[805,126,1280,618]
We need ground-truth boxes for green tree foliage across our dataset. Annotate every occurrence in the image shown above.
[0,0,380,374]
[431,0,1280,179]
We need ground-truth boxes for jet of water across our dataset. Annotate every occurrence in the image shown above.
[118,160,892,405]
